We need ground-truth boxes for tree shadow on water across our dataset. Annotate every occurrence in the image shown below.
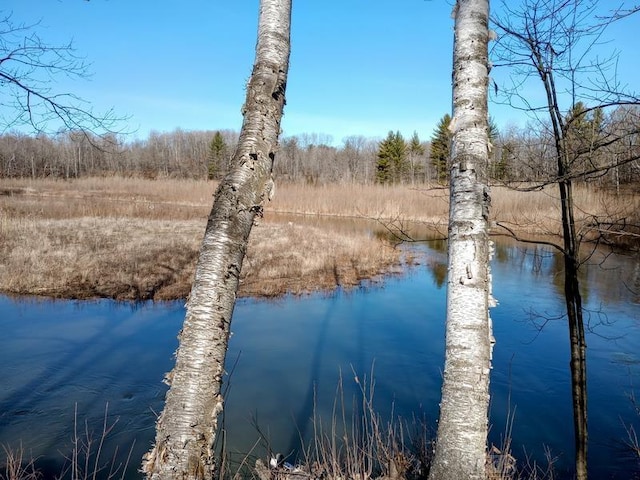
[0,299,167,440]
[284,289,344,457]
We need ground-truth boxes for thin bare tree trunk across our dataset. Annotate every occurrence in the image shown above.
[558,147,588,480]
[142,1,291,479]
[541,50,589,480]
[428,1,494,479]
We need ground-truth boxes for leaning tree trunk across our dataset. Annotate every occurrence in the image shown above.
[142,1,291,479]
[428,1,494,479]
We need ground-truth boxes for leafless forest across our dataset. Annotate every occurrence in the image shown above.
[1,109,638,189]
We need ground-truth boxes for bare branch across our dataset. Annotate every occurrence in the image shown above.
[0,12,128,139]
[494,221,565,253]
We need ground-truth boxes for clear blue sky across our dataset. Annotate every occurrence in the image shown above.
[3,1,639,145]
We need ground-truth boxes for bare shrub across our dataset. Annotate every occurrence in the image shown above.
[1,444,40,480]
[0,405,134,480]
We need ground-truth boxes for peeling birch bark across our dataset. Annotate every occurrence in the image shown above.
[428,1,494,479]
[142,1,291,479]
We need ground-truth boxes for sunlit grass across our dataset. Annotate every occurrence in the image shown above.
[1,176,636,300]
[0,177,404,300]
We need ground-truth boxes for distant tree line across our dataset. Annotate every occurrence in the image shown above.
[1,104,638,188]
[0,129,237,180]
[495,104,640,191]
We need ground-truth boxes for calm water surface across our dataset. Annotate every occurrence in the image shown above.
[1,240,639,479]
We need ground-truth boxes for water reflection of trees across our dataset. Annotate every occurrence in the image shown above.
[429,262,447,289]
[422,237,639,309]
[491,241,640,308]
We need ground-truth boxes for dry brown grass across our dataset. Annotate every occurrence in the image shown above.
[0,177,213,220]
[268,183,451,225]
[0,177,402,301]
[491,184,640,244]
[1,176,636,300]
[0,216,202,300]
[271,182,639,244]
[243,222,400,297]
[491,186,562,235]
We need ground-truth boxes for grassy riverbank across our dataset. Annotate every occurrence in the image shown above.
[0,176,637,300]
[0,177,404,300]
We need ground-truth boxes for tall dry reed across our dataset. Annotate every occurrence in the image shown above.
[1,176,636,300]
[0,177,405,300]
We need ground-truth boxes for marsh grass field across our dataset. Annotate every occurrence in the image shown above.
[0,176,637,301]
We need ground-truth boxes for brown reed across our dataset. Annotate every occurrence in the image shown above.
[1,176,636,300]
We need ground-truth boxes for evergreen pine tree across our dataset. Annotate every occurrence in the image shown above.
[408,131,425,182]
[493,141,512,180]
[376,130,407,183]
[564,102,606,176]
[409,131,425,155]
[430,114,452,183]
[566,102,604,153]
[489,117,499,142]
[207,131,227,180]
[487,117,501,180]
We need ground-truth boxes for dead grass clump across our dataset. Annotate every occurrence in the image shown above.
[2,177,637,242]
[491,184,640,249]
[491,186,562,236]
[0,176,214,205]
[0,214,402,301]
[249,371,555,480]
[0,217,204,300]
[241,222,401,297]
[0,177,411,301]
[578,188,640,250]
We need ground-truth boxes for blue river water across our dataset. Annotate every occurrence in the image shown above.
[1,240,639,479]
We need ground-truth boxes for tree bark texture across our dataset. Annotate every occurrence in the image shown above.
[428,1,494,479]
[142,1,291,479]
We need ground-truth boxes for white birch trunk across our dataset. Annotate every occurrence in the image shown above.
[142,1,291,478]
[428,1,494,479]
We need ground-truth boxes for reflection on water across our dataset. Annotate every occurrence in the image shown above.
[0,239,639,479]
